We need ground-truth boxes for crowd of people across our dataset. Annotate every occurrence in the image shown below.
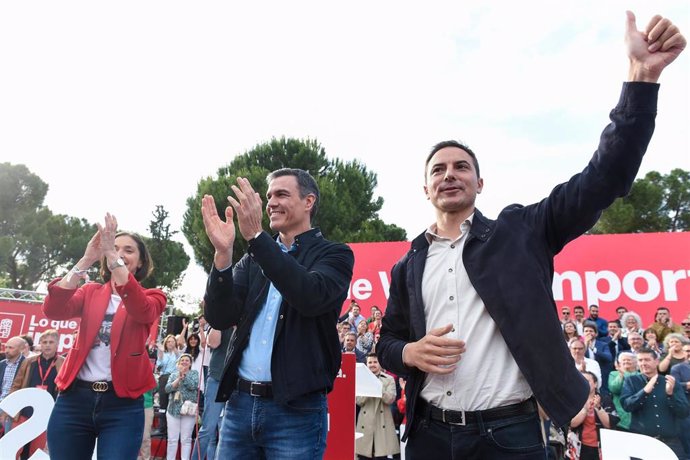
[557,305,690,459]
[0,10,687,460]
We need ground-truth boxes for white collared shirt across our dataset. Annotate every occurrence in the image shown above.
[419,216,532,411]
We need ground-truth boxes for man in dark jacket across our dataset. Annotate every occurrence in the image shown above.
[201,168,354,459]
[376,11,686,460]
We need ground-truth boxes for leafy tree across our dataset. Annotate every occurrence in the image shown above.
[0,163,93,290]
[592,168,690,234]
[141,205,190,293]
[182,137,406,270]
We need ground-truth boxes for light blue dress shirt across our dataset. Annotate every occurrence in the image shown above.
[237,238,293,382]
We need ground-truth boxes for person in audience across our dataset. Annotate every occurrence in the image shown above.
[605,319,630,358]
[569,371,617,460]
[339,300,367,333]
[586,305,608,339]
[682,316,690,340]
[343,332,366,363]
[355,353,400,460]
[573,305,586,336]
[649,307,682,343]
[367,309,383,337]
[184,333,205,398]
[154,334,180,436]
[165,353,199,460]
[620,311,644,338]
[670,342,690,459]
[560,306,572,325]
[356,319,375,356]
[627,331,645,355]
[621,347,689,458]
[569,338,601,390]
[615,306,628,321]
[607,351,637,432]
[643,327,664,357]
[658,333,689,374]
[583,321,613,395]
[367,306,381,325]
[563,320,580,343]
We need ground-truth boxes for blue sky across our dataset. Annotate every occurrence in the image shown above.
[1,1,688,307]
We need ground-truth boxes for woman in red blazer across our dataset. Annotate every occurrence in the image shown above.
[42,213,166,460]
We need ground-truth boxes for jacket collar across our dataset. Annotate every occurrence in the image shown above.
[273,228,324,252]
[410,209,493,252]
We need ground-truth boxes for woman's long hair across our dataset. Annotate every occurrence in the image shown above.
[185,333,201,361]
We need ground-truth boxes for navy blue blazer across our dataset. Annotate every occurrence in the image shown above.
[378,82,659,436]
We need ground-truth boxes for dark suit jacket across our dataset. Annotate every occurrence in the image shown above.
[605,336,631,359]
[205,228,354,404]
[378,82,659,436]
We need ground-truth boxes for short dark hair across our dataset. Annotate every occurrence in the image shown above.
[581,370,598,385]
[608,319,622,327]
[425,140,480,179]
[367,352,378,359]
[267,168,320,219]
[583,321,598,334]
[573,305,585,312]
[101,231,154,282]
[637,347,658,359]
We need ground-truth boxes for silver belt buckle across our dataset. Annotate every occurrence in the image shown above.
[92,381,109,392]
[249,381,262,397]
[443,409,466,426]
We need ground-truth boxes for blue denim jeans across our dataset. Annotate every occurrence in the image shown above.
[47,386,144,460]
[191,376,225,460]
[216,390,327,459]
[406,410,546,459]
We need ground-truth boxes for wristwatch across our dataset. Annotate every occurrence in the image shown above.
[108,257,126,271]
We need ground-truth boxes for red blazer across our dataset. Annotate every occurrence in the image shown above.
[42,274,166,399]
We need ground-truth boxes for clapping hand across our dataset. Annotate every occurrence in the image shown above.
[665,375,676,395]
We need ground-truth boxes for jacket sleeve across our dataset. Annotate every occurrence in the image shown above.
[607,371,624,395]
[527,83,658,255]
[248,233,355,317]
[377,258,414,377]
[204,255,251,330]
[620,375,647,413]
[671,365,690,397]
[42,278,87,319]
[669,378,690,418]
[595,341,613,367]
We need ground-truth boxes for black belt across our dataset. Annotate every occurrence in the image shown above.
[420,398,537,426]
[237,378,273,398]
[73,379,113,393]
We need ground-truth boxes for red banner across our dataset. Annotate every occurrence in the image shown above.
[325,352,356,460]
[345,232,690,326]
[0,299,78,353]
[2,232,688,350]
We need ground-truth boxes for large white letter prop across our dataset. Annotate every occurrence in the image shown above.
[0,388,54,460]
[600,428,679,460]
